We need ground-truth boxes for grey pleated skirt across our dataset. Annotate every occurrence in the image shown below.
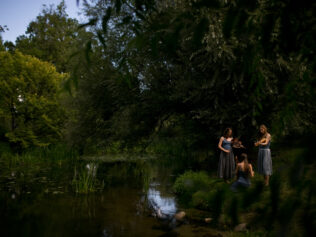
[218,150,235,179]
[257,148,272,175]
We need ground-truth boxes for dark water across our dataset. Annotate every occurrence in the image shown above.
[0,156,220,237]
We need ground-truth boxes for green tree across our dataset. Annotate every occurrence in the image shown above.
[0,25,8,51]
[15,0,82,73]
[65,0,315,155]
[0,37,4,52]
[0,51,67,148]
[81,0,315,141]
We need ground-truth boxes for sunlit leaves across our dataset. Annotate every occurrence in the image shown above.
[0,51,67,148]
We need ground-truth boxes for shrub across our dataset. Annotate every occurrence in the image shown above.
[174,171,210,193]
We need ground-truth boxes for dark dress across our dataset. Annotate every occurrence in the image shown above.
[231,170,251,192]
[232,146,246,160]
[218,138,235,179]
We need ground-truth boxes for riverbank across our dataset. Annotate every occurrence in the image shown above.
[0,141,313,236]
[0,145,227,236]
[172,146,314,236]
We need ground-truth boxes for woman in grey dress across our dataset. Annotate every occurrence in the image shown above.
[255,124,272,186]
[218,128,235,182]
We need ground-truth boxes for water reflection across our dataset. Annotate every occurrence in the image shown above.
[147,183,177,219]
[102,229,111,237]
[0,156,221,237]
[86,163,98,177]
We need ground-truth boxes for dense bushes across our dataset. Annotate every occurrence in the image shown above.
[69,0,316,155]
[173,147,315,235]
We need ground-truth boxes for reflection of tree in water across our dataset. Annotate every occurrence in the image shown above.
[147,185,177,219]
[134,159,180,224]
[96,160,152,188]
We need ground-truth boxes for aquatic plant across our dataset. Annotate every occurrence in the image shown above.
[72,163,99,194]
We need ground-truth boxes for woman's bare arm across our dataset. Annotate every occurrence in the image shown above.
[249,164,254,177]
[218,137,229,153]
[259,134,271,145]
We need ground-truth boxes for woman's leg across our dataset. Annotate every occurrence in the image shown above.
[264,175,270,186]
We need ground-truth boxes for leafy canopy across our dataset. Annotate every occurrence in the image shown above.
[0,51,67,148]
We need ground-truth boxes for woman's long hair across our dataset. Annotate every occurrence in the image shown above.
[238,153,250,175]
[259,124,268,140]
[223,127,232,138]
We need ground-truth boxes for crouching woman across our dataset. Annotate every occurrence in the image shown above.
[231,153,254,192]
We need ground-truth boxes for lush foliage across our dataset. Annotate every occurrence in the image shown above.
[0,1,314,235]
[15,0,85,73]
[1,1,315,152]
[0,51,66,148]
[70,0,315,154]
[173,147,315,235]
[173,171,215,196]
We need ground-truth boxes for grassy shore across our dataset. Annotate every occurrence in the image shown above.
[172,147,314,236]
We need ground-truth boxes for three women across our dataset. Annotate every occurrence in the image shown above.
[218,125,272,187]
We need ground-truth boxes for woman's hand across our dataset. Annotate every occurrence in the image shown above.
[224,149,230,153]
[255,138,267,146]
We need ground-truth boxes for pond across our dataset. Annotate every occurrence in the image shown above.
[0,155,221,237]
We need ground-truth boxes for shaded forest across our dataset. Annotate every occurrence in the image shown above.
[1,0,315,154]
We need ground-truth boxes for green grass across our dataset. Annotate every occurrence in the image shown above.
[0,143,78,165]
[81,153,156,163]
[72,163,101,193]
